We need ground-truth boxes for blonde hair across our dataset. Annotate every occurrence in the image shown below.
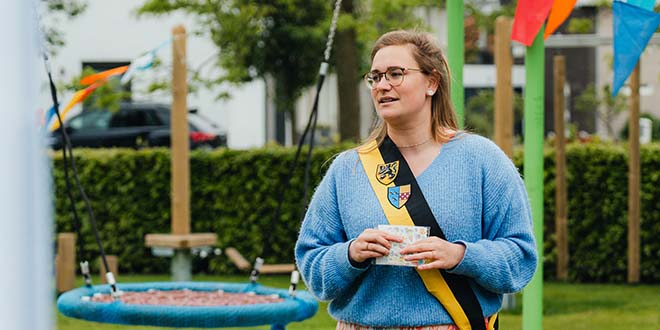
[360,30,458,150]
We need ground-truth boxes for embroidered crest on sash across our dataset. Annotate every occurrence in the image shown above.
[376,161,399,185]
[387,185,411,209]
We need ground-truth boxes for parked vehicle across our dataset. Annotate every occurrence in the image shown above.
[48,102,227,150]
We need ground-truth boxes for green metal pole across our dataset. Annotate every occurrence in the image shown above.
[522,28,545,330]
[447,0,464,128]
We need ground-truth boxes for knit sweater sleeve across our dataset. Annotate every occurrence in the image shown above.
[295,154,369,301]
[448,140,538,294]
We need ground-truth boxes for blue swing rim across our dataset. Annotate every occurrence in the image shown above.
[57,281,318,328]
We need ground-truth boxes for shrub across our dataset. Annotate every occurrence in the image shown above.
[52,146,346,275]
[53,142,660,282]
[513,143,660,282]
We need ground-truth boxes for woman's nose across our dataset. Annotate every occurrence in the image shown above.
[374,77,392,90]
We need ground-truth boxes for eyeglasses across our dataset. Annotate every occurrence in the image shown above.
[363,67,426,89]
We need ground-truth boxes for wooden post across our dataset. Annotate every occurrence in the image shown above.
[56,233,76,293]
[628,62,641,284]
[171,24,190,236]
[494,16,514,157]
[145,25,216,281]
[553,55,569,281]
[98,255,119,284]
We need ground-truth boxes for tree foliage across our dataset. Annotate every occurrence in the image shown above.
[41,0,88,53]
[334,0,435,141]
[61,67,130,112]
[352,0,438,72]
[136,0,439,141]
[574,84,627,141]
[465,89,524,139]
[463,2,517,64]
[137,0,330,127]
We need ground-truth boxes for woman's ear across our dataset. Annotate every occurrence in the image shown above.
[426,71,439,94]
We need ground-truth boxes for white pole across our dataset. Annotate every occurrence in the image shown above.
[0,1,53,330]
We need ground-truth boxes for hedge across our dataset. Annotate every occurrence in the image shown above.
[52,142,660,283]
[516,143,660,283]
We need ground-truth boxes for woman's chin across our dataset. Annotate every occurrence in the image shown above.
[376,105,400,118]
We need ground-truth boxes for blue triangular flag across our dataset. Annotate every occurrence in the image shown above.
[612,1,660,96]
[43,104,58,128]
[620,0,655,11]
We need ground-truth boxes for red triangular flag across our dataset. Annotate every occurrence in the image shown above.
[511,0,554,46]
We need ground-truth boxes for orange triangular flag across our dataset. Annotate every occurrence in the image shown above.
[79,66,129,86]
[544,0,578,39]
[49,81,106,131]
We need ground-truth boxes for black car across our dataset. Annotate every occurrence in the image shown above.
[49,103,227,150]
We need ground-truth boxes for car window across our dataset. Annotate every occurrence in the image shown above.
[110,110,148,127]
[68,111,112,131]
[155,110,171,125]
[188,113,219,132]
[153,109,204,131]
[140,109,165,126]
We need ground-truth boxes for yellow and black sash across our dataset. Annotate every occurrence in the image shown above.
[358,137,497,330]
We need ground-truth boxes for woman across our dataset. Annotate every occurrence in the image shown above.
[295,30,537,330]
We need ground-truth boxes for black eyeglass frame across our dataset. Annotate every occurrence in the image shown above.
[363,66,426,89]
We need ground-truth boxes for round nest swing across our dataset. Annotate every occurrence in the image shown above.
[57,281,318,329]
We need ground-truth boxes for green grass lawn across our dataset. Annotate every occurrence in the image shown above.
[56,274,660,330]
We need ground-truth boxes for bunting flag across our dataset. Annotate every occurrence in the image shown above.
[79,65,129,86]
[48,80,106,131]
[544,0,578,39]
[612,0,660,96]
[120,38,170,85]
[42,38,170,130]
[42,105,57,129]
[511,0,554,46]
[120,51,156,85]
[620,0,656,11]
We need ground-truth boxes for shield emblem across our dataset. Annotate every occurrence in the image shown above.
[387,185,411,209]
[376,161,399,185]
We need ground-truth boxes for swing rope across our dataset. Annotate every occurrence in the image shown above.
[40,26,118,297]
[255,0,343,283]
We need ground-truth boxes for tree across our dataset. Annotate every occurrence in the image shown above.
[464,1,517,64]
[334,0,360,143]
[61,67,130,113]
[41,0,88,54]
[137,0,330,144]
[573,84,627,141]
[137,0,437,144]
[465,89,524,139]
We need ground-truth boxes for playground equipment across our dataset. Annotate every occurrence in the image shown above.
[143,25,217,282]
[54,24,319,329]
[58,282,318,329]
[56,0,346,327]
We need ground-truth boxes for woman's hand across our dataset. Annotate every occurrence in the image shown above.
[400,237,466,270]
[349,229,403,264]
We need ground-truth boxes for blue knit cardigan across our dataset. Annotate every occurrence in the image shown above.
[295,133,537,327]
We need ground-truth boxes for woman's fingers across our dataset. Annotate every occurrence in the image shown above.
[400,237,442,254]
[416,260,446,270]
[372,234,403,249]
[349,229,403,263]
[399,238,465,270]
[362,229,403,249]
[365,240,391,256]
[403,251,434,261]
